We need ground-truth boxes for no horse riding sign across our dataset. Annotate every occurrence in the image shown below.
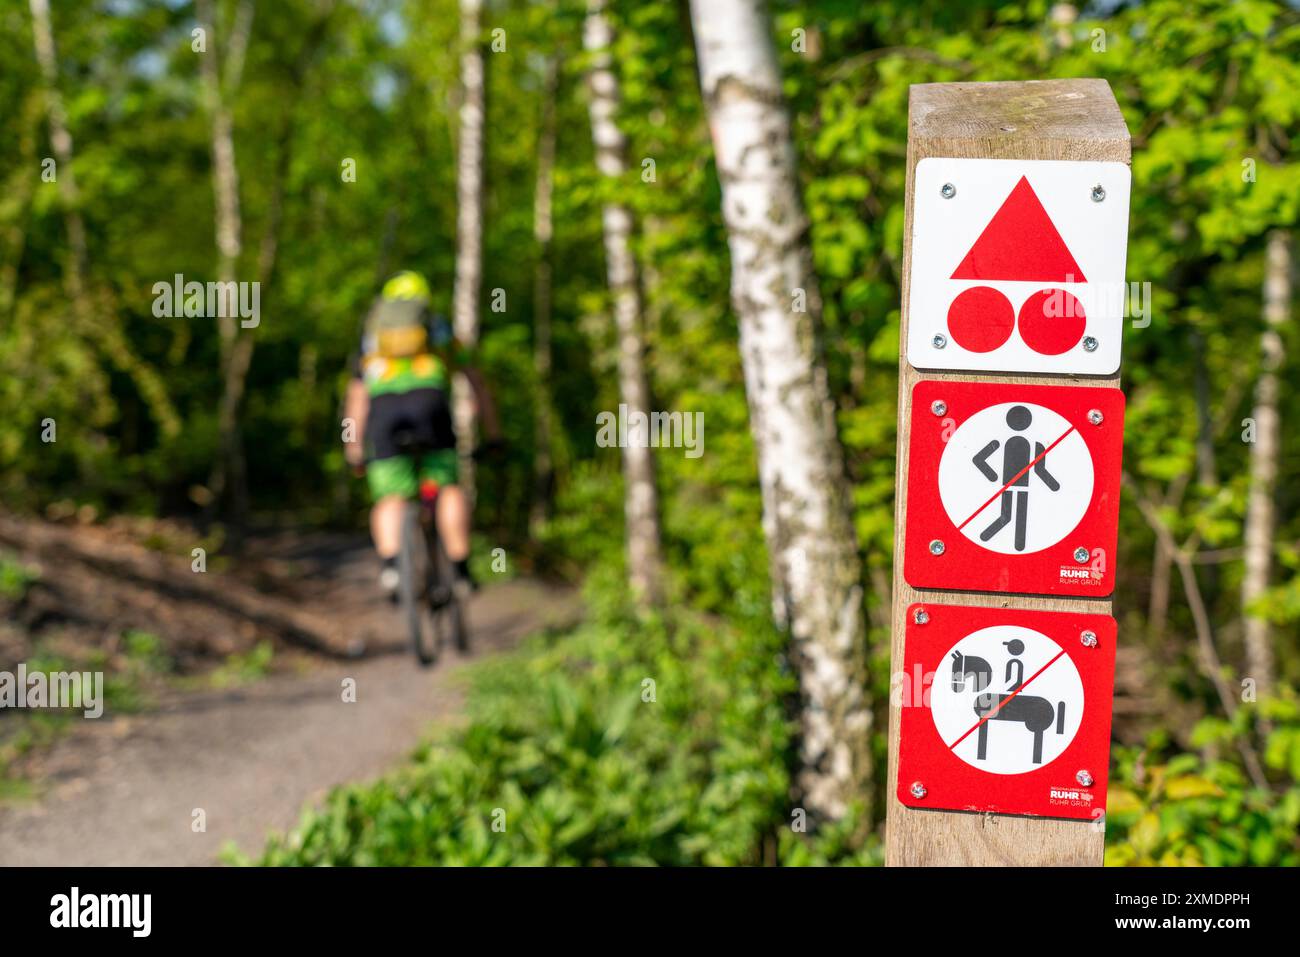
[897,603,1116,821]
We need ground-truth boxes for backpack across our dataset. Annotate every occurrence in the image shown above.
[364,298,429,359]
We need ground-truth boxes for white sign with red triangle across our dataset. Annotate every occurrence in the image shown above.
[907,158,1131,375]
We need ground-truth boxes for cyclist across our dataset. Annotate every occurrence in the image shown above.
[342,270,500,600]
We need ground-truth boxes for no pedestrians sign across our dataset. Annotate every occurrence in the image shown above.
[904,380,1125,597]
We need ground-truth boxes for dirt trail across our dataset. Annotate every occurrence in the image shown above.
[0,524,577,865]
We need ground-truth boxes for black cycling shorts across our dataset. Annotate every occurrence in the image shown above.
[365,387,456,461]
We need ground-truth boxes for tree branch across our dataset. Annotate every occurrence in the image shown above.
[1124,473,1270,791]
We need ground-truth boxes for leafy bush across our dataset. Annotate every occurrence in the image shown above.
[208,641,274,689]
[245,571,876,866]
[1105,697,1300,866]
[0,552,37,602]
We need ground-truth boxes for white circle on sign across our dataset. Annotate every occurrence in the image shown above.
[938,401,1092,555]
[930,625,1083,775]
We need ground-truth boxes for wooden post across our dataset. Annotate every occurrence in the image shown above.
[884,80,1131,866]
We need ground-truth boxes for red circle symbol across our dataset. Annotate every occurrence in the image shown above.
[946,286,1014,353]
[1018,288,1086,355]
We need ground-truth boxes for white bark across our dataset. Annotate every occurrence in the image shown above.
[690,0,871,820]
[196,0,248,350]
[531,54,560,537]
[196,0,255,515]
[1241,230,1289,698]
[584,0,664,603]
[453,0,486,346]
[28,0,87,299]
[452,0,487,500]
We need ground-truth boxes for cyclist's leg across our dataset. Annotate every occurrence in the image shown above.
[419,448,472,578]
[436,485,470,562]
[362,391,420,561]
[368,455,418,594]
[370,493,406,558]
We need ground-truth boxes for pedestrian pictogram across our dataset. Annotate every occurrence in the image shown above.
[897,603,1116,820]
[906,157,1131,375]
[905,380,1124,596]
[964,403,1070,554]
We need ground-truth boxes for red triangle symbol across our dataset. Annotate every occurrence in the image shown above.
[950,176,1086,282]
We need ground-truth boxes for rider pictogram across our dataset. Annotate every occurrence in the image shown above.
[927,619,1085,776]
[950,638,1068,766]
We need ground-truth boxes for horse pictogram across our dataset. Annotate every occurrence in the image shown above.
[950,644,1067,765]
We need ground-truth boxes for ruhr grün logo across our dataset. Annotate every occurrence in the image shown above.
[905,380,1125,597]
[898,603,1117,820]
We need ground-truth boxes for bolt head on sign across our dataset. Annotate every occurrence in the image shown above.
[907,158,1132,375]
[897,604,1116,821]
[905,380,1125,596]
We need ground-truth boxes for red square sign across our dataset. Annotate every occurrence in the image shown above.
[896,603,1116,821]
[904,380,1125,597]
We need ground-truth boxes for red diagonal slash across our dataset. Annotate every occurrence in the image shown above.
[956,424,1076,532]
[947,648,1066,751]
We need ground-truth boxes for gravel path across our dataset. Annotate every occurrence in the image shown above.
[0,530,577,866]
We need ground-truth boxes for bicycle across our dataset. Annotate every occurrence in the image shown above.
[392,439,469,667]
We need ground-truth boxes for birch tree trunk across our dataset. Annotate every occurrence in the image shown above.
[29,0,88,305]
[196,0,249,354]
[1241,230,1290,698]
[689,0,872,821]
[197,0,254,516]
[452,0,487,502]
[583,0,664,604]
[530,54,560,539]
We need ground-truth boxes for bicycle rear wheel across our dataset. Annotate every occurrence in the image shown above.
[399,503,441,666]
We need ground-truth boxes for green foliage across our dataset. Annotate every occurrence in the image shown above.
[121,629,170,673]
[0,551,38,602]
[1105,697,1300,866]
[246,575,869,865]
[207,640,274,689]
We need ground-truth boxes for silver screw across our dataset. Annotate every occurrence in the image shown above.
[1080,630,1098,648]
[1091,185,1105,203]
[929,539,945,556]
[941,183,955,199]
[1073,546,1090,564]
[932,333,948,349]
[913,608,930,625]
[1082,336,1099,352]
[1087,409,1104,426]
[910,781,928,799]
[931,400,947,417]
[1076,770,1095,787]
